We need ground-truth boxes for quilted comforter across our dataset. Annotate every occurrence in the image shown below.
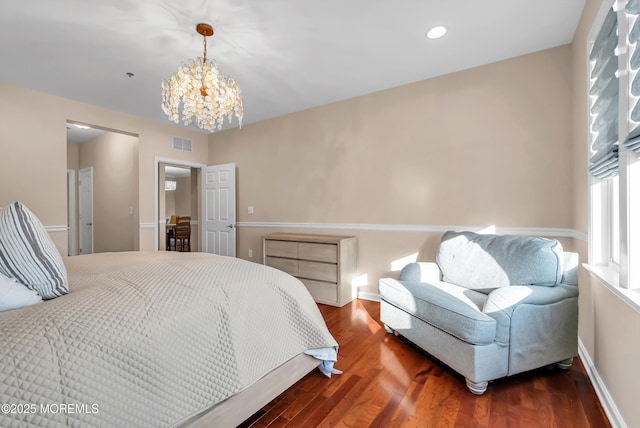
[0,251,338,427]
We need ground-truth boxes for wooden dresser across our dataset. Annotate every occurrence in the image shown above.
[263,233,358,307]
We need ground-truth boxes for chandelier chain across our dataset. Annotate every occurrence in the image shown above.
[202,32,207,63]
[200,32,208,97]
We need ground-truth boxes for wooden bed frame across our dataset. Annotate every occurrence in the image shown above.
[180,353,319,427]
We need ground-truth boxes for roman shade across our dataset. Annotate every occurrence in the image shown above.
[624,0,640,153]
[589,7,619,178]
[624,125,640,152]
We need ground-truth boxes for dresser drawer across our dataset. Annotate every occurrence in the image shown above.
[298,242,337,263]
[264,240,298,258]
[265,257,298,276]
[298,260,337,282]
[300,279,338,304]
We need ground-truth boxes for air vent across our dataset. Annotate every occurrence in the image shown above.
[172,136,192,152]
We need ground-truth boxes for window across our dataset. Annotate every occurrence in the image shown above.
[165,180,177,191]
[589,0,640,290]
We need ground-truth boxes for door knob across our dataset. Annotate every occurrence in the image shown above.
[226,224,235,228]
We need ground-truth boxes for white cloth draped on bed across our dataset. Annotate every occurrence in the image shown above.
[0,251,338,428]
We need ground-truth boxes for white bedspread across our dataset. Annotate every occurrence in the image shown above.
[0,251,338,427]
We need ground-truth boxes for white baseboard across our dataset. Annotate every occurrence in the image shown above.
[578,338,626,428]
[357,291,380,302]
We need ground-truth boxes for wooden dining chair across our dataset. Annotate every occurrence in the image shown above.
[174,216,191,252]
[166,215,179,250]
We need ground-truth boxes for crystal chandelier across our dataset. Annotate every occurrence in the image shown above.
[161,23,243,132]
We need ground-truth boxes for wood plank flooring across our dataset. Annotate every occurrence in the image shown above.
[240,299,610,428]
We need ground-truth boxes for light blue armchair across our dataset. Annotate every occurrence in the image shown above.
[379,231,579,394]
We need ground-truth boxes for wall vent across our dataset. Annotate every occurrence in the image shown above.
[172,136,192,152]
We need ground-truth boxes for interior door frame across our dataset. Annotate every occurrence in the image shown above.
[154,157,206,251]
[67,169,76,256]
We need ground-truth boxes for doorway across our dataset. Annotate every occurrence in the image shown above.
[154,158,237,256]
[162,165,193,251]
[67,121,140,254]
[156,159,204,252]
[67,169,76,256]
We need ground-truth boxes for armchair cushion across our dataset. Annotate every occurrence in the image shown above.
[436,231,563,293]
[379,278,495,345]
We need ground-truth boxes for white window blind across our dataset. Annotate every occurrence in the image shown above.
[589,7,620,178]
[624,0,640,152]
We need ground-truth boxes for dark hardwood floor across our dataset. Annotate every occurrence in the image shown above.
[241,299,610,428]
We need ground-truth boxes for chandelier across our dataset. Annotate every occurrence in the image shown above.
[161,23,243,132]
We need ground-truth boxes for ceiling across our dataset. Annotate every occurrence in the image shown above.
[66,124,108,144]
[1,0,586,134]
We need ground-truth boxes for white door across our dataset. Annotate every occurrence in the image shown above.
[78,167,93,255]
[202,163,236,257]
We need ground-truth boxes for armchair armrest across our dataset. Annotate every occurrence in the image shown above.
[399,262,442,283]
[562,252,579,285]
[482,284,579,346]
[483,284,579,316]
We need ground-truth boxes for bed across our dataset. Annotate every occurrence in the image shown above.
[0,205,339,428]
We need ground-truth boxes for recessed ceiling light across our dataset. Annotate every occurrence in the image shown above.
[426,25,447,40]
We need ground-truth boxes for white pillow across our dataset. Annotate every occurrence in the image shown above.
[0,272,42,311]
[0,201,68,299]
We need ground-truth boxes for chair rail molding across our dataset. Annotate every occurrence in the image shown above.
[44,225,70,232]
[236,222,587,241]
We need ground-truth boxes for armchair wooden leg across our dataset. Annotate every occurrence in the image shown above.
[557,357,573,370]
[466,379,488,395]
[383,324,400,336]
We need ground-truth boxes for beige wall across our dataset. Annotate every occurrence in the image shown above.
[165,188,175,219]
[164,175,191,220]
[571,1,640,427]
[0,82,209,254]
[174,176,191,217]
[209,44,574,294]
[163,171,193,221]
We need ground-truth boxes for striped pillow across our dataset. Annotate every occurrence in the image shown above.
[0,202,68,299]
